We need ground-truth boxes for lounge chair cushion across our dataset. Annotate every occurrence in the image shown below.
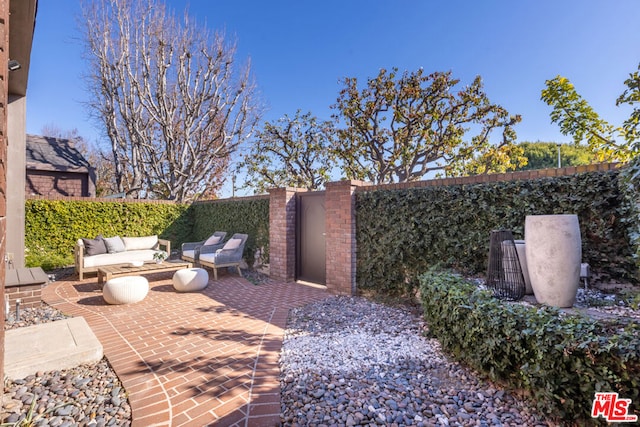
[82,236,107,256]
[204,235,222,246]
[222,238,242,251]
[182,249,196,260]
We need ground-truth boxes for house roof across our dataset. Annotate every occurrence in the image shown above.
[9,0,38,96]
[26,134,92,173]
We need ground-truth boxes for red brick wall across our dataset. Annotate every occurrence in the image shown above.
[268,187,298,282]
[0,0,9,385]
[324,180,365,295]
[5,283,44,310]
[266,181,366,295]
[26,170,89,197]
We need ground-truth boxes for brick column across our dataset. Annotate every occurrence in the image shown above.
[268,187,299,282]
[325,180,367,295]
[0,0,9,384]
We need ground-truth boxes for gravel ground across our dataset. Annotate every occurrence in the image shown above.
[2,304,132,426]
[2,271,638,426]
[280,296,553,427]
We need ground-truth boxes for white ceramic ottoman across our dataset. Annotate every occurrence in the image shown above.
[172,268,209,292]
[103,275,149,305]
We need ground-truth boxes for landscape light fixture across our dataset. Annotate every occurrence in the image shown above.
[8,59,21,71]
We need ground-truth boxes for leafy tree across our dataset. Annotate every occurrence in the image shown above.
[618,63,640,151]
[331,68,523,183]
[239,111,336,193]
[515,141,597,171]
[80,0,260,202]
[541,73,637,162]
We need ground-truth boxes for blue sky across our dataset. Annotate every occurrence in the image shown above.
[26,1,640,196]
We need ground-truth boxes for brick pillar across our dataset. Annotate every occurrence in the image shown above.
[0,0,9,384]
[268,187,299,282]
[325,180,367,295]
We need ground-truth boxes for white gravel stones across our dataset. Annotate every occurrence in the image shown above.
[280,296,552,426]
[2,305,131,426]
[282,298,445,375]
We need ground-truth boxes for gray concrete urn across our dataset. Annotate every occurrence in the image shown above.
[524,214,581,308]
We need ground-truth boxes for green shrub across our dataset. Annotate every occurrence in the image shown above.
[419,269,640,424]
[357,170,639,296]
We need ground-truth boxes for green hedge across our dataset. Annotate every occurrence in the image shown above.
[419,270,640,424]
[356,170,639,296]
[25,199,191,270]
[190,197,270,266]
[25,196,270,271]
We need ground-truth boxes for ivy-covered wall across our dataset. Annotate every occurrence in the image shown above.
[24,195,270,271]
[25,199,191,269]
[189,196,270,266]
[356,170,639,295]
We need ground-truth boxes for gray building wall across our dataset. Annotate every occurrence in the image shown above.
[7,95,26,267]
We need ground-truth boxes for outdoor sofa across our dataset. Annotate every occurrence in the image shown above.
[74,234,170,280]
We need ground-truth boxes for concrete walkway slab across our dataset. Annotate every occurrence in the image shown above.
[4,317,103,380]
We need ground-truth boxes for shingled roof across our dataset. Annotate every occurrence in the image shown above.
[26,134,91,172]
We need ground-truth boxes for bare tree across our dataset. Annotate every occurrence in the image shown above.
[80,0,260,202]
[238,110,337,193]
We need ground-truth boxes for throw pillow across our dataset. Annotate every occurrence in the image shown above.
[204,235,221,246]
[222,238,242,251]
[104,236,126,253]
[82,236,107,256]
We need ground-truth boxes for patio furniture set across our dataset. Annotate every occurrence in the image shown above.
[74,232,248,304]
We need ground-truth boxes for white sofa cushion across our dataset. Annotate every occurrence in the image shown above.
[83,249,156,268]
[122,235,158,251]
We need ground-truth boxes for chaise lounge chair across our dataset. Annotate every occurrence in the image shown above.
[181,231,227,264]
[198,233,248,280]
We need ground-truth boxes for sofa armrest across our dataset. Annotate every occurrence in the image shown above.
[199,241,226,255]
[181,241,205,253]
[158,238,171,256]
[74,242,85,280]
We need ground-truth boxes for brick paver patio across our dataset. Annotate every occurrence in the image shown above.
[42,270,328,427]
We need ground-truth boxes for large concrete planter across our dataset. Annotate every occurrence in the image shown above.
[525,214,581,308]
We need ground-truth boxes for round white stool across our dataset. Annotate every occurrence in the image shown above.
[103,275,149,304]
[172,268,209,292]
